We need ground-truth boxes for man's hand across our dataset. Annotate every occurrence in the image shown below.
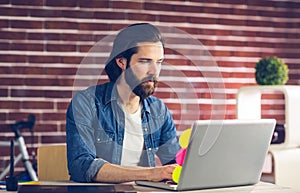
[147,164,177,182]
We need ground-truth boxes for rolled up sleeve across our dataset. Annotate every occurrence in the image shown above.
[66,90,107,182]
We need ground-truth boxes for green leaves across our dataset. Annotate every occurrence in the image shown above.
[255,57,289,85]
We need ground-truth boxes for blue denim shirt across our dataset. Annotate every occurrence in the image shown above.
[66,82,180,182]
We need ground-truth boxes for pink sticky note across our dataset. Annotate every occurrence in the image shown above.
[175,148,186,166]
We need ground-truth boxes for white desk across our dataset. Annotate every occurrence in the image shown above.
[1,181,299,193]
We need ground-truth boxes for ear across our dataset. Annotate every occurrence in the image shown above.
[115,58,127,70]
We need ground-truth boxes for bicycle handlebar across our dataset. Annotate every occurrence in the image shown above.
[11,114,36,138]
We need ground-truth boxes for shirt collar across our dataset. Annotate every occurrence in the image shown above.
[104,82,118,105]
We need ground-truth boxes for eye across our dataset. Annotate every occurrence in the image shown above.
[138,59,163,66]
[138,59,152,65]
[156,60,163,66]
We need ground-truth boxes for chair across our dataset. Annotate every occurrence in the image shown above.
[37,144,69,181]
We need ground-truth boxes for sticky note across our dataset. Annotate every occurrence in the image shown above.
[172,165,182,183]
[175,148,186,166]
[179,128,192,148]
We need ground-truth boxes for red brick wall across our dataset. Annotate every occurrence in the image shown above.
[0,0,299,174]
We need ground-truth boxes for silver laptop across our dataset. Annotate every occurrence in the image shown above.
[136,119,276,191]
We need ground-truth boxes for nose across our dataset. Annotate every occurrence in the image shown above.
[148,62,161,76]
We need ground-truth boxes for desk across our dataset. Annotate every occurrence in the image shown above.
[0,181,299,193]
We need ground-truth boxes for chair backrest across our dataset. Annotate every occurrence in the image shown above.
[37,144,69,181]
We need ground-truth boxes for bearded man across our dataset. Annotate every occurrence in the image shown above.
[66,23,180,183]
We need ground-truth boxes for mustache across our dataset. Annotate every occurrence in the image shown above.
[141,76,159,84]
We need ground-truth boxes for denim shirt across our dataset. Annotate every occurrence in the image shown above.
[66,82,180,182]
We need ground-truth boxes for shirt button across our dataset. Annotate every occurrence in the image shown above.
[144,128,148,132]
[148,148,152,151]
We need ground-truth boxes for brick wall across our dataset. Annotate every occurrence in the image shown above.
[0,0,299,175]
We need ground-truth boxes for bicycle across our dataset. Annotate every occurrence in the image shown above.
[0,114,38,181]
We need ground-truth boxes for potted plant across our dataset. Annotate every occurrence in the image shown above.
[255,56,289,85]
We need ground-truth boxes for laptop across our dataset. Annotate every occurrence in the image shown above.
[136,119,276,191]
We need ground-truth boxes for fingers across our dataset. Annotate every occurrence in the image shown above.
[149,164,178,182]
[164,164,177,180]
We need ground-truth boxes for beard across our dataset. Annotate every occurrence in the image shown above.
[125,67,159,100]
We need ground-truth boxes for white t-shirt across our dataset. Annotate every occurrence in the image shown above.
[121,105,144,166]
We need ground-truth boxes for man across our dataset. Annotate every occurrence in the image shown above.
[66,23,180,183]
